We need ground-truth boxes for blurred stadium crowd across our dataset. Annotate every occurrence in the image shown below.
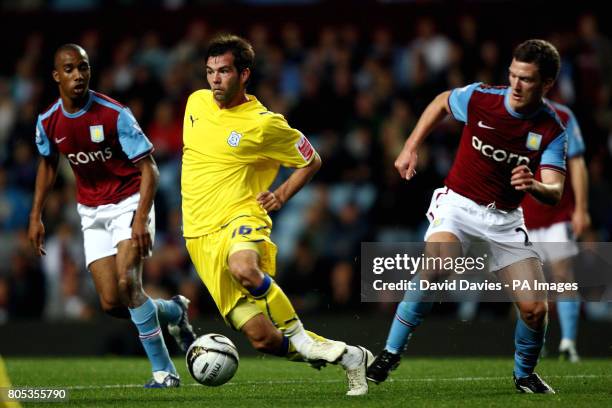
[1,3,611,324]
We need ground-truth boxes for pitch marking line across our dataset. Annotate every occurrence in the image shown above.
[63,374,611,390]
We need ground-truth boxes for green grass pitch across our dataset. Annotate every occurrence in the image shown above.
[4,357,611,407]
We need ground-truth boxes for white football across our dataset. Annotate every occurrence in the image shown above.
[186,333,239,386]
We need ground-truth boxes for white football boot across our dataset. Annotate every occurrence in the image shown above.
[344,346,374,396]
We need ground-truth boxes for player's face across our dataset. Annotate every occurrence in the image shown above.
[507,59,552,113]
[206,52,249,106]
[53,49,91,100]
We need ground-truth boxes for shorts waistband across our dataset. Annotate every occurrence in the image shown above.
[444,187,515,215]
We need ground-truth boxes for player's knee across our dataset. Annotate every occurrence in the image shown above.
[520,302,548,328]
[228,261,262,290]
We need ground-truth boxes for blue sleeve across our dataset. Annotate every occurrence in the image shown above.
[117,108,153,162]
[540,131,567,171]
[35,115,51,156]
[565,112,585,158]
[448,82,481,123]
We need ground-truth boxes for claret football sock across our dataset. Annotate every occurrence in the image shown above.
[129,297,177,375]
[385,301,433,354]
[514,317,546,378]
[153,298,182,326]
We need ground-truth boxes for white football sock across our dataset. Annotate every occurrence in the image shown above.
[285,321,314,353]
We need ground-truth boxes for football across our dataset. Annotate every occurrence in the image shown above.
[186,334,239,386]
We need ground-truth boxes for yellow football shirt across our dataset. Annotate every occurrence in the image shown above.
[181,90,316,237]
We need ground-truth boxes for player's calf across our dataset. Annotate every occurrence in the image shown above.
[249,331,285,354]
[242,314,287,355]
[116,240,148,307]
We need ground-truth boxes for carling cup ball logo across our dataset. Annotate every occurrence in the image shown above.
[227,131,242,147]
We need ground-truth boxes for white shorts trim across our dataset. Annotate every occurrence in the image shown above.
[528,221,578,262]
[77,193,155,267]
[424,187,540,272]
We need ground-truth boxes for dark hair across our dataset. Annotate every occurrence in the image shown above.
[54,43,88,69]
[512,39,561,82]
[205,34,255,73]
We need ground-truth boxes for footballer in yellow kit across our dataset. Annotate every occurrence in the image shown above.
[181,34,371,396]
[182,87,313,323]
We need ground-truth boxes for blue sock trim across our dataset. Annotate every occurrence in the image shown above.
[249,274,272,298]
[139,327,162,340]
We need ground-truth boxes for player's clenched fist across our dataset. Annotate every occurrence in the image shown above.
[510,164,535,191]
[395,147,418,180]
[257,191,283,211]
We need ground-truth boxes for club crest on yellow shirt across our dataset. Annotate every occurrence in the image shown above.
[227,131,242,147]
[90,125,105,143]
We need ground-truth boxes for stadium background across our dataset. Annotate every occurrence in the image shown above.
[0,0,611,357]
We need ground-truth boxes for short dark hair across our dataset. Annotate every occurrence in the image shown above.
[513,39,561,82]
[54,43,88,69]
[205,34,255,73]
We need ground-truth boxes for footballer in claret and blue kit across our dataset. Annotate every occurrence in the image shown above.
[30,44,197,389]
[367,40,567,394]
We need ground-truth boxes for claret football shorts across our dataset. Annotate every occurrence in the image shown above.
[424,186,540,272]
[77,193,155,267]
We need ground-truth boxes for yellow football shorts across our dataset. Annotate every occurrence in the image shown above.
[185,216,277,329]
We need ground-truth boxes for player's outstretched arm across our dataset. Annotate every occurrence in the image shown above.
[396,90,451,180]
[132,155,159,258]
[569,156,590,236]
[511,165,564,205]
[28,153,60,256]
[257,153,322,212]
